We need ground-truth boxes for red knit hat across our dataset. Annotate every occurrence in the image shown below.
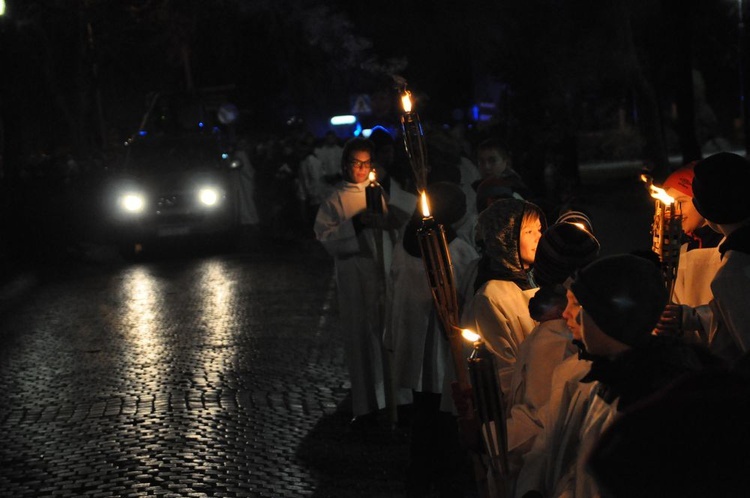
[662,163,696,198]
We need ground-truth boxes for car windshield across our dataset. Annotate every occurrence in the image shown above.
[125,134,226,173]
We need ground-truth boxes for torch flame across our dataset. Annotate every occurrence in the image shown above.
[461,328,481,343]
[649,185,675,205]
[368,170,376,183]
[420,191,431,218]
[401,91,413,113]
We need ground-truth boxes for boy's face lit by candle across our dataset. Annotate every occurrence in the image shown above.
[346,150,372,184]
[666,187,705,235]
[563,289,584,341]
[519,214,542,269]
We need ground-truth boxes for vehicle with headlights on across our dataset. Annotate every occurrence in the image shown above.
[107,131,241,258]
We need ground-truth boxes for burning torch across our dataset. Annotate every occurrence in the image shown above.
[462,328,509,483]
[401,84,497,491]
[400,84,470,391]
[400,89,429,193]
[415,191,471,390]
[641,173,683,298]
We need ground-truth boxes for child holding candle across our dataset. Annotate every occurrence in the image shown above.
[654,163,723,338]
[314,137,397,430]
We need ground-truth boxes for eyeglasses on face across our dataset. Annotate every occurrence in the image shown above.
[348,158,372,169]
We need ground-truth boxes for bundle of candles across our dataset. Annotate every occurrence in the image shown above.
[641,174,683,297]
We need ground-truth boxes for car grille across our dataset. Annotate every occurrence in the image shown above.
[152,192,226,225]
[157,195,183,209]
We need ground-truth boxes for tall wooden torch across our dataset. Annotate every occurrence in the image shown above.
[462,329,509,490]
[400,90,429,193]
[416,192,471,390]
[400,82,498,497]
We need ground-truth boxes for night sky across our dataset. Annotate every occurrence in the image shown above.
[0,0,746,169]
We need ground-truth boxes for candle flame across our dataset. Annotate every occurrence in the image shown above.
[420,191,431,218]
[461,328,481,343]
[401,91,413,113]
[369,170,376,182]
[649,185,675,205]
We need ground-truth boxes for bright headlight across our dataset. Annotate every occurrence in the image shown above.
[198,187,220,206]
[119,192,146,213]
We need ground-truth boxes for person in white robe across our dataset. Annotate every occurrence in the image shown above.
[461,199,546,396]
[659,153,750,364]
[691,152,750,363]
[655,163,722,342]
[516,255,718,498]
[314,137,397,427]
[384,181,479,497]
[506,221,600,471]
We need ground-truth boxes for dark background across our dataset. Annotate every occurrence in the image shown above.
[0,0,747,228]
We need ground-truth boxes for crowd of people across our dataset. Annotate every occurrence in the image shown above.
[304,123,750,498]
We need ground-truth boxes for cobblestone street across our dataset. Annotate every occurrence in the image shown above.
[0,169,656,497]
[0,244,410,497]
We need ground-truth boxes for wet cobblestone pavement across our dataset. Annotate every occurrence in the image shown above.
[0,172,658,498]
[0,244,410,497]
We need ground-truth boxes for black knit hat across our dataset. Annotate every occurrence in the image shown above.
[568,254,667,348]
[555,210,595,235]
[425,181,467,227]
[692,152,750,224]
[533,222,600,287]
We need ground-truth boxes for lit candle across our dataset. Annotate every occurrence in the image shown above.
[466,328,509,478]
[415,190,469,389]
[400,89,429,192]
[641,175,682,297]
[365,170,383,214]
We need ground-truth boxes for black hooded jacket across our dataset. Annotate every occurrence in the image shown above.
[473,199,545,292]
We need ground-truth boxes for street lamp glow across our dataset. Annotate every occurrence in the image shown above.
[0,0,6,16]
[330,115,357,125]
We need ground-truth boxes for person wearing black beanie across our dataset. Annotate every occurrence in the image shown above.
[684,151,750,363]
[588,367,750,498]
[505,222,600,479]
[516,254,720,498]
